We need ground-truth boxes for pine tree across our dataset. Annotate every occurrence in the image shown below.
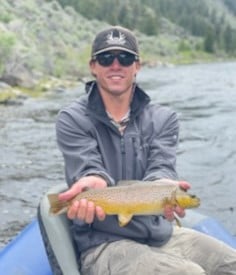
[224,25,234,53]
[204,27,215,53]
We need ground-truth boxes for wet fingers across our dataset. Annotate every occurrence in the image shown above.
[67,199,101,224]
[96,206,106,221]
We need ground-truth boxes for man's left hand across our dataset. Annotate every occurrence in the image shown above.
[164,181,191,221]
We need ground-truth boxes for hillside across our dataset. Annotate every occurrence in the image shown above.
[0,0,106,83]
[0,0,235,100]
[57,0,236,53]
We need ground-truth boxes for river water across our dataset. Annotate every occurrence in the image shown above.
[0,62,236,248]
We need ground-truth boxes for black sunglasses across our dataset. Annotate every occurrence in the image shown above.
[93,52,139,67]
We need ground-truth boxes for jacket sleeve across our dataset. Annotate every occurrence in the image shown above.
[56,109,115,187]
[143,107,179,181]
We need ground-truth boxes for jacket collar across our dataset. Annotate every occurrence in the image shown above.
[85,80,150,118]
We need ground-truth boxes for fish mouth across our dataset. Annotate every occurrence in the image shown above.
[190,195,201,206]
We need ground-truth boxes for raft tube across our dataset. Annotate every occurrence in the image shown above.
[0,220,52,275]
[0,211,235,275]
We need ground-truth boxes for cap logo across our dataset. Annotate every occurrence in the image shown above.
[106,31,126,45]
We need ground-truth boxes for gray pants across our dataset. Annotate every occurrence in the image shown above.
[80,227,236,275]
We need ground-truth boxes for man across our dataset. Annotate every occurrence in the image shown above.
[41,26,236,274]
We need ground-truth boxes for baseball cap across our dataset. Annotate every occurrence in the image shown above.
[91,26,139,57]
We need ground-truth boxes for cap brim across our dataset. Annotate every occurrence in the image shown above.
[92,46,138,57]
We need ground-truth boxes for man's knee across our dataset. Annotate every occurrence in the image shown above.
[172,262,206,275]
[129,251,206,275]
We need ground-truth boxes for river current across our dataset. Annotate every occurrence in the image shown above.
[0,62,236,248]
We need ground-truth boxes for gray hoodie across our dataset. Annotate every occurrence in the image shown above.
[56,81,179,255]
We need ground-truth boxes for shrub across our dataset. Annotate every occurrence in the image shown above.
[0,33,16,74]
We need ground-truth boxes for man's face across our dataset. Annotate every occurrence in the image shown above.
[90,50,140,97]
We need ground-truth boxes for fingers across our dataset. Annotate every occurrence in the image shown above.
[175,205,185,218]
[59,177,107,223]
[164,205,186,221]
[179,181,191,191]
[58,183,83,201]
[164,205,175,221]
[59,176,107,202]
[58,180,92,201]
[67,198,105,223]
[67,200,80,219]
[95,206,106,221]
[58,190,74,201]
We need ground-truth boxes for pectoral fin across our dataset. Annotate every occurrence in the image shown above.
[118,214,133,227]
[174,213,182,227]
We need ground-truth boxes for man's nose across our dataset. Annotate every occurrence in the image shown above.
[110,57,122,68]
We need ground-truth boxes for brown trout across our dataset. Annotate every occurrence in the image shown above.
[48,179,200,227]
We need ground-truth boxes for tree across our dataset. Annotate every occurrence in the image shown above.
[204,27,215,53]
[0,33,16,75]
[139,7,159,35]
[224,25,235,53]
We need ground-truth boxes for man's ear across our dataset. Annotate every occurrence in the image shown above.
[89,60,97,77]
[135,60,141,71]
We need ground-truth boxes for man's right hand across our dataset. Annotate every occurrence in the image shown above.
[58,175,107,224]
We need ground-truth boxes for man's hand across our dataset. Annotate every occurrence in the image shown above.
[58,175,107,223]
[164,181,191,222]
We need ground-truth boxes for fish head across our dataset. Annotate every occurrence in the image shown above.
[175,193,200,209]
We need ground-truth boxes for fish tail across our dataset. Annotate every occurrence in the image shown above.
[47,193,69,215]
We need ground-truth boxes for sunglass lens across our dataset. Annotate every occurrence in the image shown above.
[96,53,114,66]
[117,53,136,66]
[95,52,137,67]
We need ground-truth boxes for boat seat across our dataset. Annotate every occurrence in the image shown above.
[38,183,81,275]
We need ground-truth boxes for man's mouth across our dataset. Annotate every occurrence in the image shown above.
[108,74,124,80]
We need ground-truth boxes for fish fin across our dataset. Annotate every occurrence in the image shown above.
[118,214,133,227]
[174,213,182,227]
[47,193,69,215]
[171,189,183,227]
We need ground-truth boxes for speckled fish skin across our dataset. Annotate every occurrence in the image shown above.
[48,179,200,226]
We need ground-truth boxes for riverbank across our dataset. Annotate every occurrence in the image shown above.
[0,56,235,105]
[1,0,236,105]
[0,77,83,105]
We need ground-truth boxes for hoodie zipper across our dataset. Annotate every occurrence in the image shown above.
[120,135,127,179]
[132,137,138,179]
[120,136,126,179]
